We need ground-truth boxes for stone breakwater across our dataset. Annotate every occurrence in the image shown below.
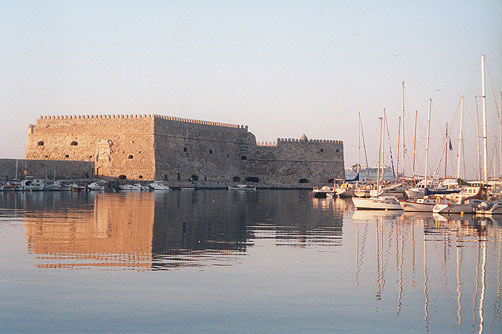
[24,114,345,186]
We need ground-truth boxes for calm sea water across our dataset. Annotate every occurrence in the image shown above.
[0,190,500,333]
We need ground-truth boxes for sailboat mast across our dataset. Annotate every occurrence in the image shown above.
[412,110,418,180]
[481,55,488,183]
[456,96,464,179]
[445,122,448,179]
[377,116,384,191]
[499,91,502,177]
[475,96,482,180]
[402,81,406,178]
[396,117,401,180]
[424,98,432,185]
[358,112,361,174]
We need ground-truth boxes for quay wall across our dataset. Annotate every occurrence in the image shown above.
[0,158,95,180]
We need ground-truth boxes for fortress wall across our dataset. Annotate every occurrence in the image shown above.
[239,139,345,185]
[153,117,255,181]
[0,159,95,180]
[25,116,156,180]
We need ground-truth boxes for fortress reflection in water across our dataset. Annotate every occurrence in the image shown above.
[20,191,343,270]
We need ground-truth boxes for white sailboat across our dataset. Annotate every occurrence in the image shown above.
[352,114,402,211]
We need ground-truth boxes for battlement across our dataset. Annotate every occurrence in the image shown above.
[38,114,247,130]
[276,138,342,144]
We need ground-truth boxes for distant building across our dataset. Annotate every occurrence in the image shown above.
[25,114,344,185]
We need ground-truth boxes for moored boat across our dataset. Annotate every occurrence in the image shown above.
[352,196,403,210]
[228,184,256,191]
[149,181,169,190]
[400,197,437,212]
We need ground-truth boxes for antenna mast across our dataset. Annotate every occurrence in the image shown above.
[412,110,418,180]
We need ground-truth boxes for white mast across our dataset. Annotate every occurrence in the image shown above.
[499,91,502,177]
[358,112,361,174]
[377,116,384,191]
[475,96,482,180]
[402,81,406,177]
[481,55,488,183]
[424,98,432,185]
[456,96,464,179]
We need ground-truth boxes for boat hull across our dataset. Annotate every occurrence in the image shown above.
[352,197,403,210]
[400,200,436,212]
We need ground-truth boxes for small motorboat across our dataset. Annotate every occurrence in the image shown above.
[149,181,170,190]
[44,181,70,191]
[118,184,143,191]
[475,200,502,215]
[87,181,105,191]
[228,184,256,191]
[399,197,437,212]
[20,179,45,191]
[70,183,86,192]
[312,186,334,198]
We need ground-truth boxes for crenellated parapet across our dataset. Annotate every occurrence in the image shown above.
[276,138,342,144]
[38,114,248,130]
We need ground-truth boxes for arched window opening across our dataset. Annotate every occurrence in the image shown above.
[65,154,69,158]
[139,175,143,179]
[209,149,213,154]
[233,176,241,182]
[119,175,127,180]
[183,147,188,152]
[191,175,199,181]
[241,156,247,160]
[128,155,134,159]
[299,178,309,184]
[37,141,44,146]
[71,141,78,146]
[320,148,324,153]
[164,174,168,181]
[244,177,260,183]
[335,148,340,153]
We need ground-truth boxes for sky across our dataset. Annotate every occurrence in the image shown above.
[1,0,501,179]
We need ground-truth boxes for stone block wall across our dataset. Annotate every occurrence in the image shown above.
[26,115,155,180]
[23,114,345,186]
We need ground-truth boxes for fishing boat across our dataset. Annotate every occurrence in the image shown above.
[149,181,170,190]
[118,184,142,191]
[44,181,70,191]
[70,183,86,192]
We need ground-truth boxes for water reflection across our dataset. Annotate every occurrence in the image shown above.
[14,191,344,270]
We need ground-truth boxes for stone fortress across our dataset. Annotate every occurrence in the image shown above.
[24,114,345,186]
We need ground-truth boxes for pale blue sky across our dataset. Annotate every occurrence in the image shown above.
[1,0,501,178]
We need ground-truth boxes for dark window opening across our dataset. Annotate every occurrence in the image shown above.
[204,176,207,181]
[328,178,335,183]
[335,149,340,153]
[119,175,127,180]
[65,154,69,158]
[227,154,230,157]
[209,149,213,154]
[71,141,78,146]
[45,155,48,158]
[177,173,180,181]
[128,155,134,159]
[139,175,143,179]
[320,148,324,152]
[183,147,188,152]
[37,141,44,146]
[191,175,199,181]
[233,176,241,182]
[241,156,247,160]
[245,177,260,183]
[164,174,168,181]
[299,178,309,184]
[89,155,93,159]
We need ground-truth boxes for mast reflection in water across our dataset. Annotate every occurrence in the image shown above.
[0,191,500,333]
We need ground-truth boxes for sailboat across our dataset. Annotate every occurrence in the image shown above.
[352,114,402,210]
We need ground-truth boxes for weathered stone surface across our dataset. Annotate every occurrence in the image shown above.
[25,115,345,185]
